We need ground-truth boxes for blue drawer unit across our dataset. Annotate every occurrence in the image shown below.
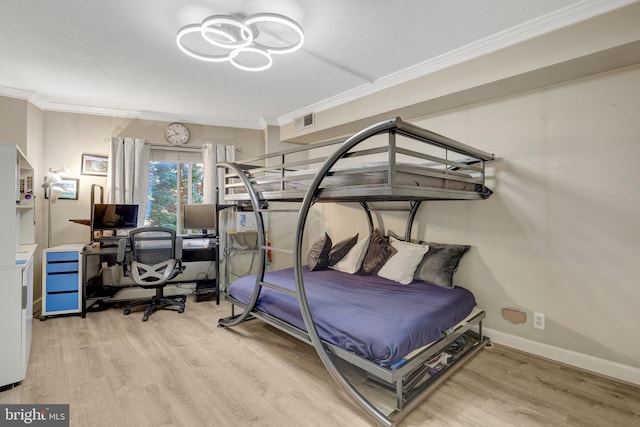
[41,245,84,320]
[46,292,79,312]
[46,251,78,262]
[46,261,79,274]
[46,273,79,292]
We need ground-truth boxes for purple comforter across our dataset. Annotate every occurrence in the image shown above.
[229,267,476,368]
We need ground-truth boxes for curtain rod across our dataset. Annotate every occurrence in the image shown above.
[148,143,203,153]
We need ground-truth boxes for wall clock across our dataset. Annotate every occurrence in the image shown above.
[165,122,190,145]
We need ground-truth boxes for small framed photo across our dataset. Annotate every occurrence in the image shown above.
[81,154,108,176]
[45,178,79,200]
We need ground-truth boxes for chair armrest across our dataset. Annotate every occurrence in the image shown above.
[117,238,129,275]
[175,236,183,260]
[116,238,127,262]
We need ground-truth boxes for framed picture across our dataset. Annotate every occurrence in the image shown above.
[45,178,79,200]
[81,154,108,176]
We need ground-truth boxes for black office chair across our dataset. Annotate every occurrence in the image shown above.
[117,227,187,321]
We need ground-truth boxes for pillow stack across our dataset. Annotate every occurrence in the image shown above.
[307,230,470,287]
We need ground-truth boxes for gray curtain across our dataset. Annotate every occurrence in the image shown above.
[202,143,235,204]
[106,137,150,227]
[202,143,216,204]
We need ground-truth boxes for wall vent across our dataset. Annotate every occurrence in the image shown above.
[294,113,315,130]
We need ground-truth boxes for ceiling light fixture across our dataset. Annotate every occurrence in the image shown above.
[176,13,304,72]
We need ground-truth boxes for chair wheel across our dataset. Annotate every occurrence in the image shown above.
[124,308,131,315]
[142,315,149,322]
[178,308,184,313]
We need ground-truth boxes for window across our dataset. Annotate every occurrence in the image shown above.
[145,148,204,233]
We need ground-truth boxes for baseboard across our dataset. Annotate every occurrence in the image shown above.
[484,327,640,387]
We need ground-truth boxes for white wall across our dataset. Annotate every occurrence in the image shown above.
[318,65,640,375]
[429,65,640,369]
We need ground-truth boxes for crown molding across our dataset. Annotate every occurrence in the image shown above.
[0,87,264,130]
[277,0,638,126]
[39,99,264,129]
[0,86,35,100]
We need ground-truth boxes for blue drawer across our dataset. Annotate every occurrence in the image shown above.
[46,273,78,292]
[47,262,79,273]
[46,251,78,262]
[46,292,79,312]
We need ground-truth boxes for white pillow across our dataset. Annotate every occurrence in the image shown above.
[378,237,429,284]
[330,235,370,274]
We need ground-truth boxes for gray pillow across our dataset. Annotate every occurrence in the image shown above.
[328,233,358,266]
[414,242,470,288]
[307,233,332,271]
[358,229,396,275]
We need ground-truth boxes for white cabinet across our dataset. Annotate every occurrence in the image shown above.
[0,246,36,388]
[0,143,36,389]
[41,245,83,319]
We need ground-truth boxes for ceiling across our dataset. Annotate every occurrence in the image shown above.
[0,0,625,130]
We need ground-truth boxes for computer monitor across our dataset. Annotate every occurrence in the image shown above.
[182,203,216,236]
[92,204,139,238]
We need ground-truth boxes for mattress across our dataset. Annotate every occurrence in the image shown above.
[228,267,477,368]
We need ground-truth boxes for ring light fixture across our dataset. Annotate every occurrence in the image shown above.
[176,13,304,72]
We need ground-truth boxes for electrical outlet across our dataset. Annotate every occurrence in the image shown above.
[533,312,545,330]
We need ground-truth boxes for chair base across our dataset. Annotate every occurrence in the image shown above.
[123,294,187,322]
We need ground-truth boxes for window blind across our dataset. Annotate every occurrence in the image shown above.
[150,145,203,163]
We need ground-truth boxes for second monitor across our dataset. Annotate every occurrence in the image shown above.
[182,203,216,236]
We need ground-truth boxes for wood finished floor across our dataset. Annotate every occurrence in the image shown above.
[1,297,639,427]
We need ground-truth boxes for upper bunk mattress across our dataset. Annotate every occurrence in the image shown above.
[226,162,491,201]
[228,267,477,368]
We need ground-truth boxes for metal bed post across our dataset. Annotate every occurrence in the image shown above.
[405,201,421,241]
[358,201,374,235]
[388,130,396,187]
[280,153,286,192]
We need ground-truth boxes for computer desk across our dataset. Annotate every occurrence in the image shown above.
[80,236,219,318]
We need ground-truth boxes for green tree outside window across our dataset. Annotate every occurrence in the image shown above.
[146,161,204,232]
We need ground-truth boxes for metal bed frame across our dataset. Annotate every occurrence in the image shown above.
[217,117,495,426]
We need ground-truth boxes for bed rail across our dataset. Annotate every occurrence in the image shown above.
[220,117,494,203]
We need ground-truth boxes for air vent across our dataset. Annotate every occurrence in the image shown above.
[294,113,315,130]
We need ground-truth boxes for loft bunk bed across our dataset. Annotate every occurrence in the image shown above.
[217,117,495,426]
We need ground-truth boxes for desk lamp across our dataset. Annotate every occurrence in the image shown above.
[42,167,70,248]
